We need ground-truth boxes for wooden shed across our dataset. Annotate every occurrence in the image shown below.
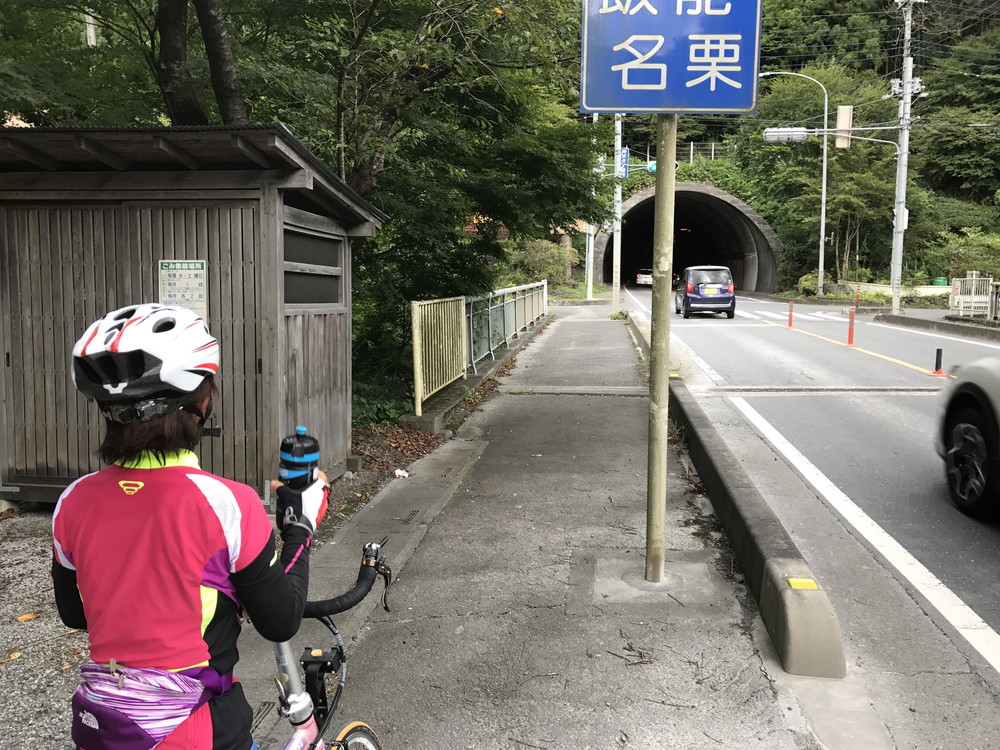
[0,124,387,502]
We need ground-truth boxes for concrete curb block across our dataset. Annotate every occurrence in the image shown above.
[874,313,1000,344]
[669,380,846,679]
[626,311,845,678]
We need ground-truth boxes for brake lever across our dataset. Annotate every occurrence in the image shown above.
[378,558,392,613]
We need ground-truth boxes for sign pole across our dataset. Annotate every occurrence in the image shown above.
[645,113,677,583]
[612,113,623,313]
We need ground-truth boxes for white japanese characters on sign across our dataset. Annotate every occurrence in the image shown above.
[581,0,761,112]
[158,260,208,320]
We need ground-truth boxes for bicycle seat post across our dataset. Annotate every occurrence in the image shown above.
[272,640,313,724]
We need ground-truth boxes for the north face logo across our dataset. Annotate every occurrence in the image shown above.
[118,481,144,495]
[79,710,99,729]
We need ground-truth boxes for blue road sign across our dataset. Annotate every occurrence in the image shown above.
[617,146,630,178]
[581,0,762,114]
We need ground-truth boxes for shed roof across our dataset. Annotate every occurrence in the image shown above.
[0,122,388,228]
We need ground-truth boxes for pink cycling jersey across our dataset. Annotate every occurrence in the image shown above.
[52,449,316,750]
[52,452,272,671]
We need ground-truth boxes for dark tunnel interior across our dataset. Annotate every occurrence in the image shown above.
[600,187,778,292]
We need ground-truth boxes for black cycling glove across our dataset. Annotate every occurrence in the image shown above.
[276,478,329,536]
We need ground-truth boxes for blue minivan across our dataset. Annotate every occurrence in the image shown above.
[674,265,736,319]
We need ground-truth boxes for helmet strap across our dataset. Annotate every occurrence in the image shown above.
[181,401,222,438]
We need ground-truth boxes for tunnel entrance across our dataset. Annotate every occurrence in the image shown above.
[597,183,780,291]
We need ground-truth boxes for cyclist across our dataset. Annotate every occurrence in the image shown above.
[51,303,329,750]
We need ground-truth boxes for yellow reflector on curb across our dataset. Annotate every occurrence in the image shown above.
[787,577,818,590]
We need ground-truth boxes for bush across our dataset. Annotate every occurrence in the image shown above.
[796,271,819,297]
[496,238,575,287]
[352,375,413,426]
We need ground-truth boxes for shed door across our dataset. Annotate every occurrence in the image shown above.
[0,201,263,497]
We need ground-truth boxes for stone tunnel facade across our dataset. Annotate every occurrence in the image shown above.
[595,183,781,292]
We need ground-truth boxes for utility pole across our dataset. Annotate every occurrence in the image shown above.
[612,113,623,313]
[889,0,923,315]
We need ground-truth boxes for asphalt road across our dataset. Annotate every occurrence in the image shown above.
[626,287,1000,683]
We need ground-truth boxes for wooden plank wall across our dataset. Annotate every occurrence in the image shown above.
[0,200,264,491]
[283,312,350,473]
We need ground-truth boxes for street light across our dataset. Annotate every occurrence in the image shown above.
[759,71,829,297]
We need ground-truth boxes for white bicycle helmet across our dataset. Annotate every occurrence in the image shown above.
[72,304,219,423]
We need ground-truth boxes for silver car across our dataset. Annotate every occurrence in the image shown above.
[634,268,653,287]
[936,354,1000,517]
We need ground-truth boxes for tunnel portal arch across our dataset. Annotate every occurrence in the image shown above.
[596,183,780,292]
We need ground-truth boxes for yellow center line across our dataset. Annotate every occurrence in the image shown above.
[758,318,935,375]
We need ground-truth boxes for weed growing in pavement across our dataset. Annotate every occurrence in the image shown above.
[610,309,627,320]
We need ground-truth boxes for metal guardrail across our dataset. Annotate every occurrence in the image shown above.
[410,282,547,416]
[466,281,547,375]
[411,297,466,417]
[678,142,730,161]
[950,275,995,318]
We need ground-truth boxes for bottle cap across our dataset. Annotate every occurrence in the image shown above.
[295,425,307,435]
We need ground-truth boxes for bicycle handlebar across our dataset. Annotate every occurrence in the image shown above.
[303,536,390,618]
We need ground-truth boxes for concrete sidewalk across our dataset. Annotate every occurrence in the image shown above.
[243,304,818,748]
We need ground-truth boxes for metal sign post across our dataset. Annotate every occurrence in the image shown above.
[580,0,763,583]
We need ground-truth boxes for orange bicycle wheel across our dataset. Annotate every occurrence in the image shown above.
[333,722,382,750]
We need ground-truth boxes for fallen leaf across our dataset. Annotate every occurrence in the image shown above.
[66,648,81,656]
[4,652,22,663]
[16,614,37,622]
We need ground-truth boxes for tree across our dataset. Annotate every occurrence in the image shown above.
[910,27,1000,201]
[3,0,247,125]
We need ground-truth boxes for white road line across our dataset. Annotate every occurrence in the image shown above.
[757,311,789,320]
[735,310,761,319]
[672,336,725,385]
[625,288,650,314]
[730,396,1000,676]
[814,312,846,321]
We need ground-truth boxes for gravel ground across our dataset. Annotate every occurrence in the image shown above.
[0,423,445,749]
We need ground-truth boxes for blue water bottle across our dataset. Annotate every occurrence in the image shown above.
[278,426,320,491]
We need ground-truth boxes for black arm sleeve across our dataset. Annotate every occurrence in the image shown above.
[231,526,312,642]
[51,557,88,630]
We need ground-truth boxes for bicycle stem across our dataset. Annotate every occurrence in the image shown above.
[273,640,314,724]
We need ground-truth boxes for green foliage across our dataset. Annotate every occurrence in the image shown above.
[609,310,627,320]
[351,375,412,426]
[796,272,819,297]
[762,0,890,71]
[933,228,1000,280]
[496,238,574,288]
[551,277,610,300]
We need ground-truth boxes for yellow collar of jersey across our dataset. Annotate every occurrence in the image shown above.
[116,450,201,470]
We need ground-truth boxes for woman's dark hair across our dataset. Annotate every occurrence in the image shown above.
[99,377,218,466]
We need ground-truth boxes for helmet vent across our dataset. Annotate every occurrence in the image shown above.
[114,308,137,321]
[152,318,176,334]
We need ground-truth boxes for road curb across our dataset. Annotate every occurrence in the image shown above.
[873,312,1000,344]
[626,312,846,679]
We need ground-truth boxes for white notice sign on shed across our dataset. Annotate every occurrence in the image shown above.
[158,260,208,320]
